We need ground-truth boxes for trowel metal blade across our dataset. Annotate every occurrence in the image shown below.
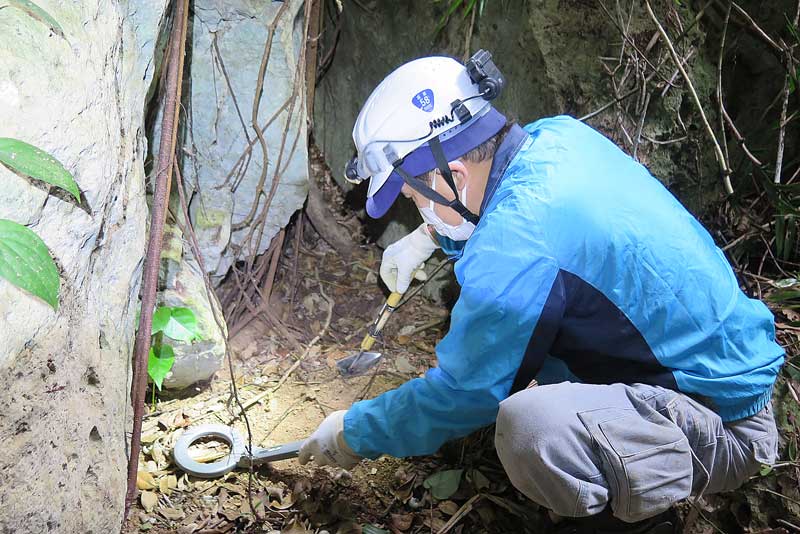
[336,351,383,377]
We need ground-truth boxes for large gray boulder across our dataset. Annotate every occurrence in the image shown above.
[186,0,310,280]
[0,1,168,532]
[147,0,310,389]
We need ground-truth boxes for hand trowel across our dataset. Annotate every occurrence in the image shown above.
[336,291,402,377]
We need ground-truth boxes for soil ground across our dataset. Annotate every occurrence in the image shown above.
[124,226,549,533]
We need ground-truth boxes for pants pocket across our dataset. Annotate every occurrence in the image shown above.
[579,408,693,522]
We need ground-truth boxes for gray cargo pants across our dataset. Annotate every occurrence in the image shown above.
[494,382,779,523]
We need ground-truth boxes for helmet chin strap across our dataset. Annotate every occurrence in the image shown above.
[392,136,480,225]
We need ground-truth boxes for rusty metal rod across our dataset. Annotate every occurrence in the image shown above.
[124,0,191,518]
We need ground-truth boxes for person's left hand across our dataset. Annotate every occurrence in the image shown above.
[298,410,362,469]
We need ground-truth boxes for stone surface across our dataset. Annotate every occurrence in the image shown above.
[184,0,310,280]
[158,223,226,390]
[0,1,168,532]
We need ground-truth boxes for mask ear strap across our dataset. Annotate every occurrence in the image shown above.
[427,137,480,225]
[392,165,480,226]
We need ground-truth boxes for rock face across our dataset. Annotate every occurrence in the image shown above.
[149,0,310,389]
[158,223,227,390]
[0,1,168,532]
[185,0,309,280]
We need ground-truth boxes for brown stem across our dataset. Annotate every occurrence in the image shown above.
[125,0,190,518]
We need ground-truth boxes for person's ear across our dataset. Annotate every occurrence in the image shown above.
[449,160,469,192]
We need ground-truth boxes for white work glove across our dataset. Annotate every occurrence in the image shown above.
[380,223,439,293]
[298,410,362,469]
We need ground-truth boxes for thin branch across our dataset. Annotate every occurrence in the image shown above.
[721,107,764,167]
[646,0,733,194]
[717,1,732,169]
[730,2,783,53]
[775,1,800,183]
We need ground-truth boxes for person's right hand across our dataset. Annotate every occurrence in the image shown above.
[379,223,439,293]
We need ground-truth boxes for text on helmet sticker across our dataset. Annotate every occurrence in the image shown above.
[412,89,435,113]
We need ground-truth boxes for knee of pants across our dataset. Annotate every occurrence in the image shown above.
[495,387,595,480]
[494,387,609,518]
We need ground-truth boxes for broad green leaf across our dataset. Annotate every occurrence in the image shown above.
[423,469,463,500]
[147,344,175,390]
[789,438,798,462]
[151,306,171,335]
[0,218,59,308]
[362,526,390,534]
[759,464,773,476]
[0,138,79,202]
[7,0,65,38]
[151,306,202,341]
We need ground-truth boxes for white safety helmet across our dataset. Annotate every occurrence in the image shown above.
[345,50,507,220]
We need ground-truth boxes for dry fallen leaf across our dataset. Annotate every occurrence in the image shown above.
[391,473,416,503]
[137,471,157,490]
[151,442,167,467]
[141,431,159,444]
[438,500,459,516]
[158,476,171,494]
[283,518,310,534]
[140,491,158,513]
[167,475,178,490]
[159,507,184,521]
[391,513,413,531]
[394,356,416,374]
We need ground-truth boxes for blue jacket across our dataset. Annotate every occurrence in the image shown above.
[344,116,784,459]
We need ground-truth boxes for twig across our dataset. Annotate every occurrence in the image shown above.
[632,91,652,160]
[691,501,727,534]
[717,1,732,170]
[753,485,800,506]
[775,54,791,184]
[721,107,764,167]
[437,494,482,534]
[125,0,189,518]
[777,519,800,532]
[775,2,800,183]
[231,1,290,231]
[408,317,448,337]
[462,3,477,63]
[730,2,783,54]
[721,231,756,251]
[234,270,334,414]
[646,0,733,194]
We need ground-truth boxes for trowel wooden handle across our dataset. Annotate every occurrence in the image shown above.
[358,292,403,352]
[387,292,402,307]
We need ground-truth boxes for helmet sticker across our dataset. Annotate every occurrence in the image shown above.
[412,89,435,112]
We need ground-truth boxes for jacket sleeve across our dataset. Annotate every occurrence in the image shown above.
[343,197,560,458]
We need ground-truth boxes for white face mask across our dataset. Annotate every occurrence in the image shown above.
[418,173,476,241]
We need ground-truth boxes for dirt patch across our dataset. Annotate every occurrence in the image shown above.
[124,223,545,533]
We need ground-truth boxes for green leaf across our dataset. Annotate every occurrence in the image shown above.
[789,437,798,462]
[7,0,65,38]
[151,306,202,341]
[0,218,59,308]
[759,464,773,476]
[423,469,463,500]
[147,344,175,390]
[151,306,171,335]
[362,526,389,534]
[0,138,79,202]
